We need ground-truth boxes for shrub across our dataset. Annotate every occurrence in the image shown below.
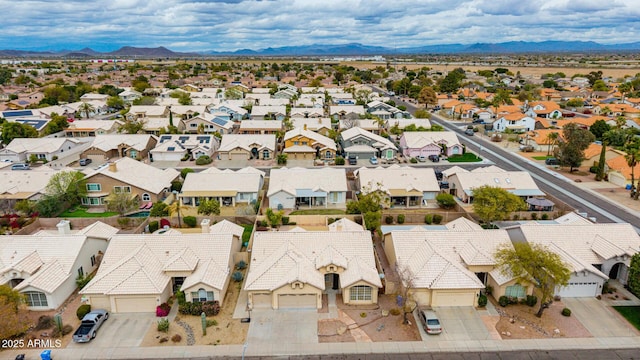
[159,337,168,343]
[35,315,54,330]
[149,220,160,233]
[236,260,247,270]
[282,216,290,225]
[62,324,74,336]
[498,296,509,307]
[385,215,394,224]
[206,319,218,327]
[512,214,520,220]
[150,202,169,217]
[526,295,538,307]
[76,304,91,320]
[425,214,433,224]
[410,157,418,163]
[541,213,549,220]
[360,312,367,318]
[183,216,197,228]
[202,301,221,316]
[327,217,335,225]
[157,318,170,333]
[232,271,244,282]
[195,156,213,165]
[433,214,443,224]
[176,290,186,305]
[531,213,538,220]
[397,214,405,224]
[171,334,182,343]
[335,157,345,165]
[259,220,268,227]
[435,193,456,209]
[76,273,94,289]
[179,301,203,316]
[561,308,572,317]
[156,303,170,317]
[389,308,401,316]
[478,294,488,307]
[485,285,493,295]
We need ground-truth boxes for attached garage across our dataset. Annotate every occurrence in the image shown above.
[87,296,111,311]
[251,293,272,309]
[277,294,317,309]
[114,296,157,313]
[432,290,477,307]
[556,282,599,298]
[228,151,248,161]
[85,153,107,163]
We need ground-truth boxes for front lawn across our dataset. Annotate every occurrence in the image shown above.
[447,153,483,163]
[532,156,553,160]
[613,306,640,330]
[289,209,346,215]
[59,207,119,218]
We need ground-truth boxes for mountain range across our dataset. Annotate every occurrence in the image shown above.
[2,41,640,58]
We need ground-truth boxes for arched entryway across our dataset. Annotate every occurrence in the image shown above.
[250,147,259,159]
[609,262,626,280]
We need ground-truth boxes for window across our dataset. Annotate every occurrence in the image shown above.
[191,288,214,303]
[142,193,151,201]
[25,292,48,307]
[78,267,84,277]
[190,123,197,128]
[325,151,332,159]
[263,150,270,159]
[129,150,138,158]
[294,141,299,145]
[114,186,131,193]
[90,255,96,266]
[88,198,103,205]
[86,183,101,192]
[505,284,526,298]
[350,285,372,301]
[81,198,89,205]
[331,192,339,202]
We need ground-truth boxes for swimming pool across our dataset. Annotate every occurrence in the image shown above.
[125,211,150,218]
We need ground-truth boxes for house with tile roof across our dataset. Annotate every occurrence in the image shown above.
[508,223,640,297]
[525,101,563,119]
[250,105,287,121]
[339,127,398,161]
[355,165,440,207]
[0,137,91,163]
[64,120,123,138]
[606,154,640,187]
[282,127,337,161]
[399,131,463,158]
[290,107,324,118]
[217,134,276,160]
[268,167,347,209]
[0,220,118,310]
[179,113,235,135]
[0,167,72,207]
[329,105,365,120]
[384,225,525,307]
[366,100,410,119]
[126,105,169,120]
[290,117,332,136]
[179,167,264,208]
[150,134,217,162]
[245,227,381,309]
[80,134,158,162]
[239,120,283,135]
[80,233,235,313]
[493,113,536,133]
[447,166,545,203]
[80,157,179,207]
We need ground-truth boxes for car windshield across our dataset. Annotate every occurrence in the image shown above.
[427,319,440,326]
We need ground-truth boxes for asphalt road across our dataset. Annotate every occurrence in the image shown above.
[389,92,640,230]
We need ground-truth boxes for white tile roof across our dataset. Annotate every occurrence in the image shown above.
[180,170,262,196]
[329,105,365,115]
[401,131,461,149]
[251,105,286,117]
[0,168,61,198]
[245,231,381,291]
[86,157,179,194]
[128,105,168,117]
[441,166,468,179]
[66,120,122,132]
[328,218,364,232]
[268,167,347,197]
[89,134,156,152]
[81,233,234,296]
[218,134,276,152]
[340,127,397,150]
[209,219,244,239]
[445,217,483,231]
[451,170,543,196]
[291,117,332,131]
[5,137,85,154]
[389,229,513,290]
[239,120,283,130]
[356,165,440,194]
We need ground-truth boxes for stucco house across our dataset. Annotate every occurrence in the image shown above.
[180,113,235,135]
[245,224,382,309]
[329,105,365,120]
[0,137,90,163]
[399,131,463,158]
[80,134,158,162]
[80,233,235,313]
[446,166,545,203]
[64,120,123,138]
[250,106,286,120]
[268,167,347,209]
[290,117,332,136]
[239,120,283,135]
[217,134,276,160]
[492,113,536,133]
[179,167,264,207]
[0,221,118,310]
[150,134,217,162]
[355,165,440,207]
[283,127,337,160]
[366,100,410,119]
[339,127,398,161]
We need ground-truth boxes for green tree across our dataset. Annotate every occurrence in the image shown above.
[119,119,145,134]
[132,75,151,93]
[105,189,139,216]
[542,79,558,89]
[180,168,194,180]
[555,123,595,172]
[565,98,584,108]
[107,96,125,110]
[495,243,571,317]
[150,202,169,217]
[492,89,513,106]
[197,199,221,216]
[35,195,62,217]
[589,120,611,141]
[546,132,559,156]
[414,109,431,119]
[265,208,284,228]
[0,68,12,85]
[45,171,87,205]
[471,186,526,226]
[1,121,38,144]
[346,182,388,232]
[628,253,640,298]
[435,193,456,209]
[43,112,70,135]
[0,285,29,340]
[592,79,608,92]
[417,86,437,109]
[14,199,36,215]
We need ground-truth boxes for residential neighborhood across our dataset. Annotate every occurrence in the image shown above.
[1,57,640,359]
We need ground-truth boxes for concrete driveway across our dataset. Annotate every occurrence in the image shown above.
[67,313,154,348]
[415,307,491,342]
[562,298,638,337]
[247,309,317,350]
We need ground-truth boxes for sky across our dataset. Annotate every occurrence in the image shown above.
[2,0,640,53]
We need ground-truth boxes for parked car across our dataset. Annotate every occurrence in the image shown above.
[79,158,92,166]
[369,157,378,165]
[428,155,440,162]
[472,118,485,124]
[417,155,427,162]
[545,157,559,165]
[419,309,442,335]
[73,310,109,343]
[434,170,443,181]
[348,155,358,165]
[439,181,450,189]
[1,159,12,163]
[11,163,30,171]
[519,145,535,152]
[464,129,475,136]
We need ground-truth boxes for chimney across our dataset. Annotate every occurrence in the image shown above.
[200,218,211,233]
[336,222,343,232]
[57,220,71,235]
[318,117,322,124]
[303,123,307,130]
[108,162,117,172]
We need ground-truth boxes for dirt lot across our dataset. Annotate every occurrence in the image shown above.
[318,294,421,343]
[494,299,591,339]
[141,278,248,347]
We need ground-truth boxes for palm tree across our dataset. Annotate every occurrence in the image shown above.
[546,132,559,156]
[625,148,640,199]
[168,197,189,228]
[78,102,95,119]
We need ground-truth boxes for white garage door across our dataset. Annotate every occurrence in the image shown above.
[86,154,106,163]
[432,291,476,307]
[229,152,247,161]
[278,294,317,309]
[556,282,599,298]
[88,296,112,311]
[252,293,272,309]
[114,296,156,313]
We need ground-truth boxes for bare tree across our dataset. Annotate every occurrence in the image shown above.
[396,264,419,324]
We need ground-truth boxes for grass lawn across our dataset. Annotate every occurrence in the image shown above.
[532,156,553,160]
[59,207,119,218]
[613,306,640,330]
[289,209,346,215]
[447,153,483,163]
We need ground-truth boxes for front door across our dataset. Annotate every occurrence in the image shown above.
[173,277,185,292]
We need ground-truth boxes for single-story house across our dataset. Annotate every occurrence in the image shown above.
[239,120,283,135]
[217,134,276,161]
[339,127,398,161]
[250,106,286,120]
[0,167,67,208]
[290,118,332,136]
[150,134,217,162]
[0,137,90,163]
[180,113,235,135]
[290,107,324,118]
[245,226,382,309]
[355,165,440,207]
[447,166,545,203]
[399,131,463,158]
[179,167,264,207]
[268,167,347,209]
[65,120,123,138]
[81,134,158,162]
[329,105,365,120]
[80,233,236,313]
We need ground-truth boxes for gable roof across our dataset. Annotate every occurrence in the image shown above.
[181,168,263,196]
[451,168,544,197]
[268,167,347,197]
[5,137,85,154]
[89,134,156,152]
[218,134,276,152]
[355,165,440,194]
[85,157,179,194]
[401,131,461,149]
[340,127,397,150]
[284,128,336,150]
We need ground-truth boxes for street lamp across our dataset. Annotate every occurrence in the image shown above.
[172,190,182,228]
